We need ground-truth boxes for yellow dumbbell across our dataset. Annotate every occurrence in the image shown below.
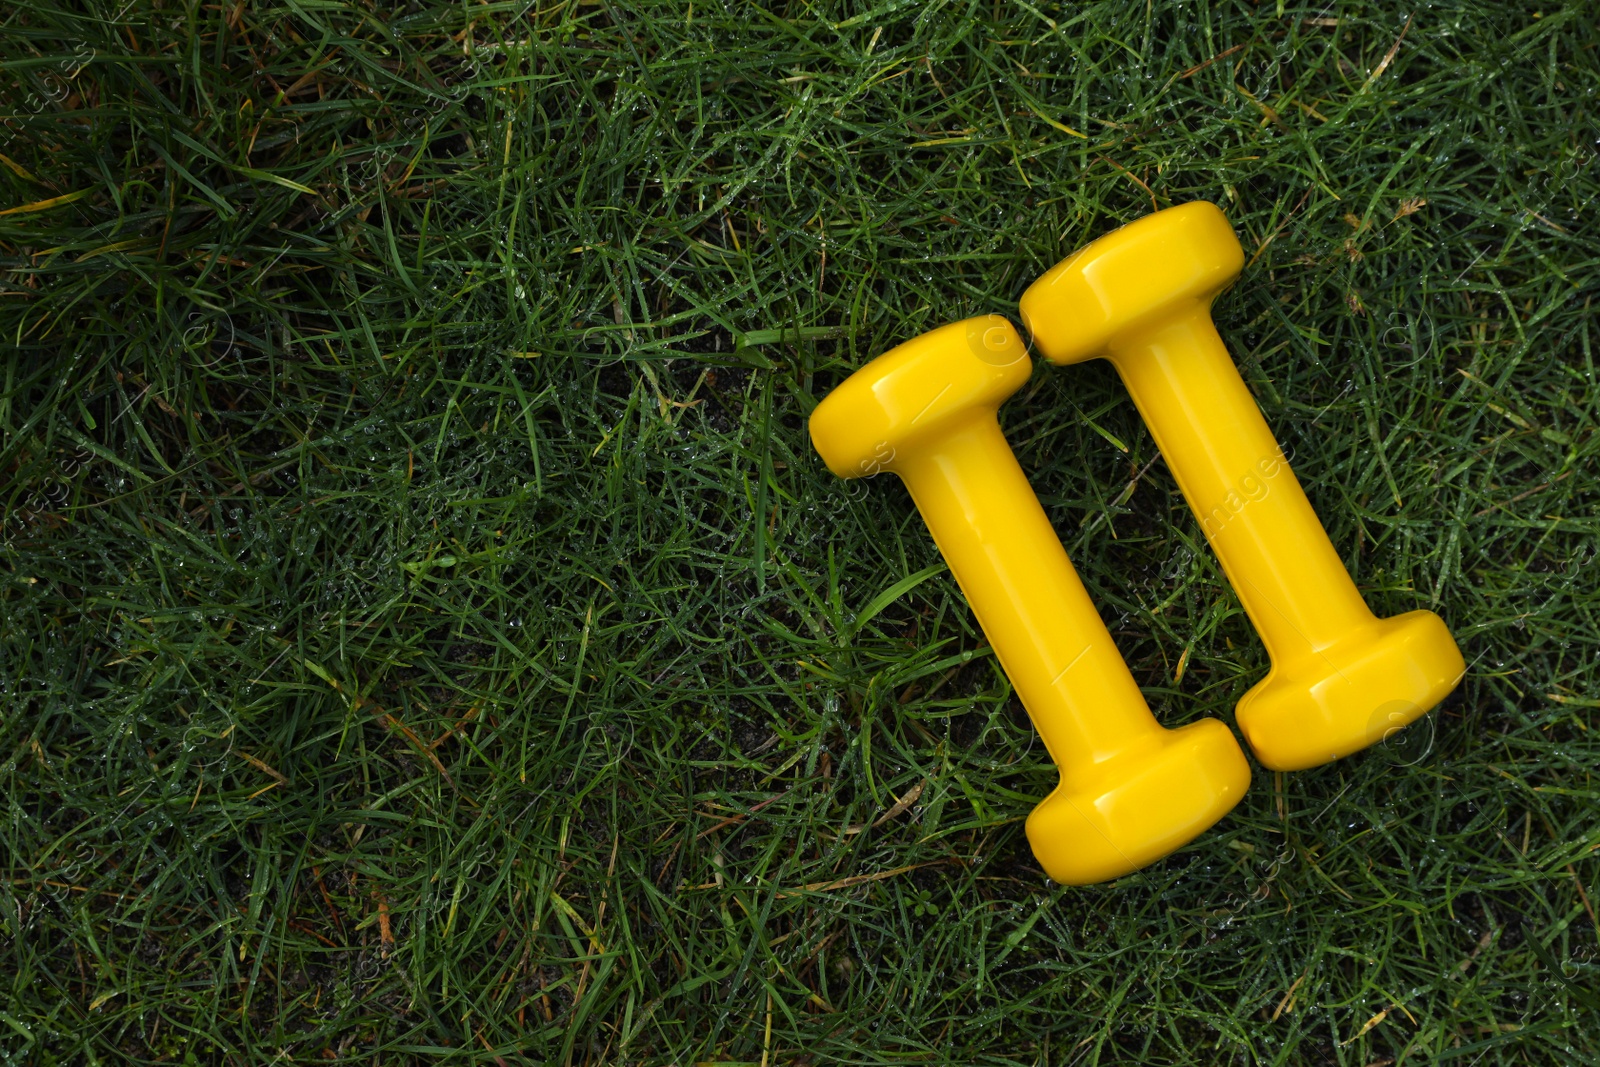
[1019,202,1466,771]
[809,316,1249,885]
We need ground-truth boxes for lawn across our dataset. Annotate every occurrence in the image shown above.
[2,1,1597,1063]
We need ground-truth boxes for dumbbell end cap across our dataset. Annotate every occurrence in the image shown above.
[1236,610,1466,771]
[1026,718,1250,886]
[809,316,1029,478]
[1019,201,1244,366]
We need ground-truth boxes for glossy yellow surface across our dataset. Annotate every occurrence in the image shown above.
[1020,202,1466,771]
[810,316,1249,884]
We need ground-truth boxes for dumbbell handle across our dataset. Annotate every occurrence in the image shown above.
[894,412,1164,774]
[1109,307,1374,663]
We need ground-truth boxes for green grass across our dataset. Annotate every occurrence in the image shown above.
[1,0,1597,1063]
